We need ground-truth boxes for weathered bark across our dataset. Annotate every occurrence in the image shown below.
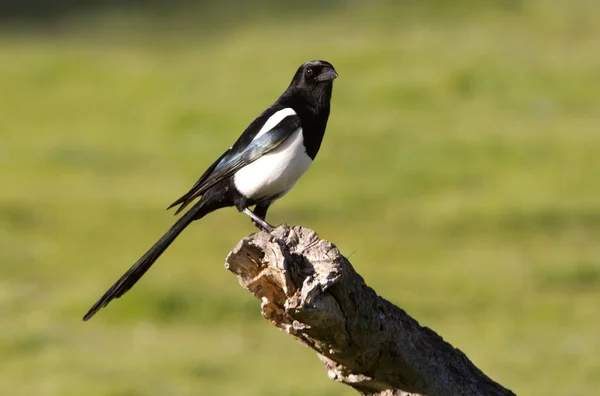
[225,225,515,396]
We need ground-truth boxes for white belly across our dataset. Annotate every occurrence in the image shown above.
[233,128,312,200]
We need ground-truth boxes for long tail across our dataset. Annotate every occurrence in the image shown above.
[83,201,209,321]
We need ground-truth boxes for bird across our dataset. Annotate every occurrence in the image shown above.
[82,60,338,321]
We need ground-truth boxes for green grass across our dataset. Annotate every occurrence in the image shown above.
[1,1,599,395]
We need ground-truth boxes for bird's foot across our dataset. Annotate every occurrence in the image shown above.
[252,218,274,233]
[242,208,274,233]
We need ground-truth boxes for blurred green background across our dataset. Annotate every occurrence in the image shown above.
[1,0,599,395]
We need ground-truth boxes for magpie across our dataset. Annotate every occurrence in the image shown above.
[83,60,338,321]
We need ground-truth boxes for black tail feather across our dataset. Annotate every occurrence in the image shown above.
[83,201,208,321]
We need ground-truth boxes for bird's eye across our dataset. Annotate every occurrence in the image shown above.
[306,68,313,77]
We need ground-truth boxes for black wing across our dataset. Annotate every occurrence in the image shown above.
[168,114,302,213]
[166,150,229,213]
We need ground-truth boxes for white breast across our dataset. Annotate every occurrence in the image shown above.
[233,127,312,200]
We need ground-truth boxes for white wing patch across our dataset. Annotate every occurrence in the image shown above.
[234,127,312,200]
[254,108,297,140]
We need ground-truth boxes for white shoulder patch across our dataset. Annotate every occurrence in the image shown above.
[254,108,297,140]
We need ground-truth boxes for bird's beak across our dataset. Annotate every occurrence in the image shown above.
[316,68,338,82]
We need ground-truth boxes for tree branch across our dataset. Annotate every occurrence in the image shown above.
[225,225,515,396]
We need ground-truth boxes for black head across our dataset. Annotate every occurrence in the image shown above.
[286,60,338,111]
[292,60,338,86]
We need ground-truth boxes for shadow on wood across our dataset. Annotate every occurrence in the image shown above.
[225,224,516,396]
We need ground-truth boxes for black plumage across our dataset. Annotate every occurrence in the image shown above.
[83,60,338,321]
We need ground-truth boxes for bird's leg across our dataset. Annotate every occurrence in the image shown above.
[242,208,274,232]
[253,202,272,227]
